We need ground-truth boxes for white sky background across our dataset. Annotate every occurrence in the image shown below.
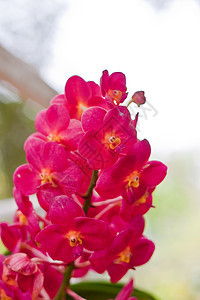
[44,0,200,157]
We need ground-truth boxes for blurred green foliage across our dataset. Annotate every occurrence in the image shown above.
[0,94,36,199]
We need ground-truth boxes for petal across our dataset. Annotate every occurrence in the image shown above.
[75,217,110,250]
[89,249,111,273]
[25,138,45,170]
[35,109,50,135]
[53,159,83,195]
[109,229,133,256]
[95,168,122,199]
[65,75,91,106]
[100,70,109,96]
[107,263,129,283]
[31,269,44,300]
[13,164,40,195]
[60,119,84,150]
[103,106,131,126]
[130,237,155,267]
[115,278,134,300]
[45,104,70,132]
[42,142,69,172]
[4,253,37,275]
[127,139,151,170]
[50,94,66,105]
[108,72,127,92]
[79,131,114,170]
[111,155,138,180]
[37,185,63,212]
[13,187,33,216]
[81,106,107,132]
[141,161,167,187]
[0,223,27,252]
[49,195,84,229]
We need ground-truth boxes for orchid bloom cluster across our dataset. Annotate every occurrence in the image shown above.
[0,70,167,300]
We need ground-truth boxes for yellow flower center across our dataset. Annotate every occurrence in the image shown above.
[47,133,61,143]
[16,211,28,225]
[109,136,121,150]
[126,171,140,188]
[134,192,149,206]
[65,231,82,247]
[119,246,132,264]
[39,169,55,186]
[107,89,123,105]
[77,102,88,118]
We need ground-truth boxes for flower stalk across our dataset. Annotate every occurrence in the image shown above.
[54,262,74,300]
[82,170,98,214]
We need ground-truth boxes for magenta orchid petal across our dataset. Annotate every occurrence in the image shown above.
[0,223,27,252]
[35,109,50,135]
[13,187,33,216]
[127,139,151,170]
[50,93,66,105]
[45,103,70,132]
[111,155,138,180]
[108,72,127,92]
[42,264,63,299]
[79,131,114,170]
[13,164,40,195]
[130,237,155,267]
[60,119,84,150]
[89,249,111,274]
[41,142,69,172]
[25,138,45,170]
[49,196,84,229]
[109,229,133,256]
[100,70,109,96]
[75,217,110,250]
[141,160,167,187]
[65,75,92,106]
[37,185,63,212]
[95,168,123,199]
[103,106,131,126]
[108,263,129,283]
[81,106,107,132]
[52,159,83,195]
[115,278,134,300]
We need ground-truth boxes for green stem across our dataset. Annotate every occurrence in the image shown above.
[82,170,98,214]
[54,262,74,300]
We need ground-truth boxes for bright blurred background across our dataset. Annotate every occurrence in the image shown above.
[0,0,200,299]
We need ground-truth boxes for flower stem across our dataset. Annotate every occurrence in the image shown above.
[53,262,74,300]
[83,170,98,214]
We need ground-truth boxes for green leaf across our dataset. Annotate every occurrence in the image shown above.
[68,281,158,300]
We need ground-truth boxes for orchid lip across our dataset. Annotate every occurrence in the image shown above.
[47,133,61,142]
[109,136,121,150]
[39,169,55,186]
[126,171,140,188]
[65,230,83,247]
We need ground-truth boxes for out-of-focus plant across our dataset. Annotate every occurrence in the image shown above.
[0,94,35,199]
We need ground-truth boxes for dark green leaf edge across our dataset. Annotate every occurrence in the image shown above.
[68,281,158,300]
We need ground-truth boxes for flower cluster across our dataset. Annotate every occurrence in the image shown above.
[0,71,167,299]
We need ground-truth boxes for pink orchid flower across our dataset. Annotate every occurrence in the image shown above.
[35,196,111,263]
